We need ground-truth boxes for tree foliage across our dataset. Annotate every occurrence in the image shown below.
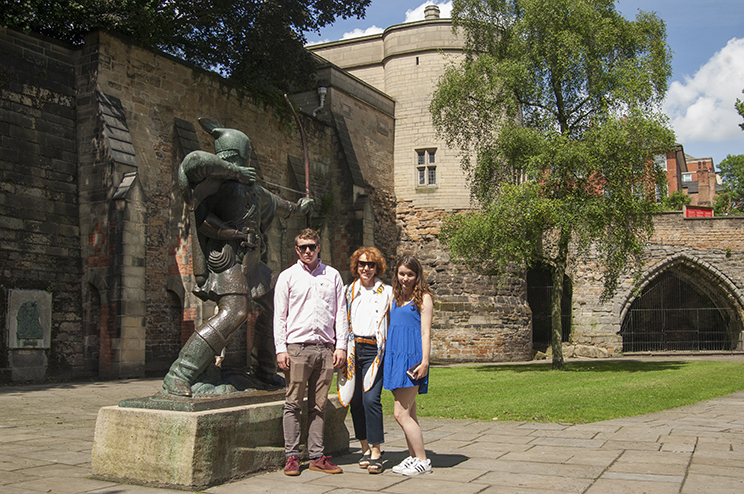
[1,0,370,97]
[714,154,744,216]
[431,0,676,368]
[658,190,691,212]
[737,89,744,131]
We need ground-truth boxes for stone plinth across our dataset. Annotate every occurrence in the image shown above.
[91,395,348,490]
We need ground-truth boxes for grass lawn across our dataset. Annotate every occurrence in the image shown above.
[368,360,744,424]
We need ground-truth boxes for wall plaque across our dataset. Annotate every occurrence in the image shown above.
[7,289,51,349]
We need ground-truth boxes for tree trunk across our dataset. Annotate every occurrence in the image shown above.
[550,232,570,370]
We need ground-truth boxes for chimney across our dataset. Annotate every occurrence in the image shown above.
[424,5,440,20]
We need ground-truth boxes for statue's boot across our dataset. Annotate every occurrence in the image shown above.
[163,323,226,396]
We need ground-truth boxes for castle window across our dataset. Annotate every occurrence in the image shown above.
[682,172,693,182]
[417,149,437,186]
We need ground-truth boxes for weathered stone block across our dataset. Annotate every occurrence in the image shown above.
[91,395,349,490]
[8,349,47,381]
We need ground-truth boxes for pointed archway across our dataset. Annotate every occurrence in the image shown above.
[619,254,744,352]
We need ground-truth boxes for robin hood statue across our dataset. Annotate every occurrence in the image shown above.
[163,118,313,396]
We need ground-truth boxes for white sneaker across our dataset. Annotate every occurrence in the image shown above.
[400,457,432,476]
[392,456,415,474]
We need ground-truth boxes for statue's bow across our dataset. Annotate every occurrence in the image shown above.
[284,94,311,201]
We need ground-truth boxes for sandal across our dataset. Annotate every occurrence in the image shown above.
[367,457,384,474]
[358,453,371,469]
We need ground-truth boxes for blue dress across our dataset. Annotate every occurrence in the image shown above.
[383,300,429,394]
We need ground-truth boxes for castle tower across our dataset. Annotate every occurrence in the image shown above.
[308,6,470,213]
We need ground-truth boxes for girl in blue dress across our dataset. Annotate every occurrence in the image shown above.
[383,255,433,476]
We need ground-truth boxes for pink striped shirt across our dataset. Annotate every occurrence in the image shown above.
[273,259,349,354]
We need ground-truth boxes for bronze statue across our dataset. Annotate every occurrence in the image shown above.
[163,118,313,396]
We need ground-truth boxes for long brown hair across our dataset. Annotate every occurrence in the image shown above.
[392,255,432,311]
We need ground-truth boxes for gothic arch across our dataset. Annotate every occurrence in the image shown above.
[84,270,108,304]
[83,270,112,375]
[620,253,744,323]
[619,253,744,352]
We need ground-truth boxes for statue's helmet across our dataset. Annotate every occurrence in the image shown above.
[212,128,252,164]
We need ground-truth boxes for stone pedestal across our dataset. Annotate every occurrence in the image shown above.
[91,394,349,490]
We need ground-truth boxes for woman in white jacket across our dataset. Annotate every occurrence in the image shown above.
[339,247,392,474]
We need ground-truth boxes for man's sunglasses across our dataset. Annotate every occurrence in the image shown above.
[296,243,317,252]
[358,261,377,269]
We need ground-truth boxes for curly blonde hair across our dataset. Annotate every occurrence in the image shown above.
[349,246,386,279]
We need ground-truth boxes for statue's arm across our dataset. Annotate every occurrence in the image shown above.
[179,151,256,209]
[272,193,314,219]
[196,210,250,242]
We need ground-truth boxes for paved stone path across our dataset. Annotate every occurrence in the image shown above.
[2,360,744,493]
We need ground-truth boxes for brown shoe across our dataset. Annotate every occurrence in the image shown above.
[284,455,300,476]
[309,455,343,474]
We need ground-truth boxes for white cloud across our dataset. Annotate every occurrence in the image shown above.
[305,38,332,46]
[664,37,744,144]
[306,25,384,44]
[308,2,453,44]
[404,1,453,22]
[341,26,384,40]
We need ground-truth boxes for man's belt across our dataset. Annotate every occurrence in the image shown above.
[354,336,376,345]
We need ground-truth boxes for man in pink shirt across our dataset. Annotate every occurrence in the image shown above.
[274,228,349,476]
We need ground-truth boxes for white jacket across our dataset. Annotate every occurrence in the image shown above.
[337,278,392,407]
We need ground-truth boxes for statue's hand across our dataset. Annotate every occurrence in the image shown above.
[236,228,257,248]
[239,166,257,184]
[298,197,315,214]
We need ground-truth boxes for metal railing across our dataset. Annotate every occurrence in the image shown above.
[620,307,741,352]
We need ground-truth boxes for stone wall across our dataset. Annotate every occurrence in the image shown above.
[0,28,396,381]
[0,28,83,381]
[291,65,398,275]
[397,201,534,362]
[398,204,744,362]
[571,213,744,354]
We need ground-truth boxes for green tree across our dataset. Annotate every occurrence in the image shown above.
[714,154,744,216]
[1,0,370,98]
[659,190,691,211]
[736,89,744,131]
[431,0,675,369]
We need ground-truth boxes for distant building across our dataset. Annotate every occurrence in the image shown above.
[657,145,721,207]
[682,154,722,206]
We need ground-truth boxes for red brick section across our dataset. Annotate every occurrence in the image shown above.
[98,303,116,374]
[88,222,114,267]
[333,228,350,271]
[181,307,197,346]
[169,236,193,276]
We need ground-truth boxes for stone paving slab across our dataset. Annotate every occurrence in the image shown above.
[3,358,744,493]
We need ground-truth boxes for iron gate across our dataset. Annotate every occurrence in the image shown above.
[620,272,742,352]
[621,307,740,352]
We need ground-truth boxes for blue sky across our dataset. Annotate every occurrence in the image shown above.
[307,1,744,168]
